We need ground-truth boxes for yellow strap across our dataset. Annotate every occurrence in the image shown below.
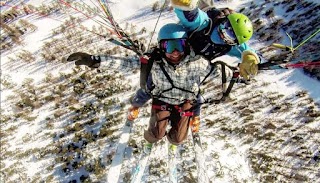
[98,0,110,17]
[294,28,320,51]
[271,28,319,52]
[271,43,291,50]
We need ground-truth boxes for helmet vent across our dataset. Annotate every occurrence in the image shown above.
[228,13,253,44]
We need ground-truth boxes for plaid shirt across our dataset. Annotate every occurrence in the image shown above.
[151,51,219,105]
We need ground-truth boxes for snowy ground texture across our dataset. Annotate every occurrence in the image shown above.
[1,0,320,183]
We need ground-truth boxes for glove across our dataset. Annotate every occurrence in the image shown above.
[239,50,260,80]
[67,52,101,68]
[170,0,199,11]
[217,8,235,19]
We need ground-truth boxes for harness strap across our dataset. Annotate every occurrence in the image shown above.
[159,62,174,84]
[200,61,241,104]
[187,8,232,61]
[222,70,240,98]
[200,62,216,85]
[158,62,197,95]
[152,104,194,117]
[221,63,227,92]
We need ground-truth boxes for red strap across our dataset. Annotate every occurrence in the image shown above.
[152,104,168,111]
[139,56,149,64]
[180,111,194,117]
[152,104,194,116]
[233,71,240,78]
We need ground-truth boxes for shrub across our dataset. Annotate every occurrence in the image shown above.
[286,4,296,12]
[152,2,160,11]
[265,8,274,17]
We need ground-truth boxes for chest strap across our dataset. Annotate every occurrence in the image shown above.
[158,62,198,96]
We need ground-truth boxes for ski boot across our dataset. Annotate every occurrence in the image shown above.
[127,106,139,121]
[190,116,200,133]
[169,144,177,152]
[143,143,153,154]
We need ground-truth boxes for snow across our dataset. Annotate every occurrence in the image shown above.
[257,69,320,102]
[1,0,319,183]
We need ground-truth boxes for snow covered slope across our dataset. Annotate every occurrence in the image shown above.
[1,0,319,182]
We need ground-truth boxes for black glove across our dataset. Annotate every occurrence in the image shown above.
[67,52,101,68]
[218,8,235,18]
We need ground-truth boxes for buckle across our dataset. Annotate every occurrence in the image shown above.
[160,105,167,111]
[180,111,194,117]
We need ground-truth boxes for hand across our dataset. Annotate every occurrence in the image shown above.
[67,52,101,68]
[239,50,260,80]
[217,8,235,18]
[170,0,199,11]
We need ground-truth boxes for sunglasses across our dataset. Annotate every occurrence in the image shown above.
[219,21,237,44]
[160,39,187,53]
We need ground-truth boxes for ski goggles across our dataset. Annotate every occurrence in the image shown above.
[218,20,237,45]
[160,39,187,54]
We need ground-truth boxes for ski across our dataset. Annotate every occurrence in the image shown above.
[168,143,178,183]
[107,119,133,183]
[130,143,153,183]
[191,131,210,183]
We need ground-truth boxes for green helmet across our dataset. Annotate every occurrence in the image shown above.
[158,23,188,42]
[227,13,253,44]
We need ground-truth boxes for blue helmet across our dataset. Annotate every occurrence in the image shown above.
[158,23,188,42]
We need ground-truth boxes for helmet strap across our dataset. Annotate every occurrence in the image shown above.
[217,19,238,45]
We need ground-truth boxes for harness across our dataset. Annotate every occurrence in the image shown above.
[139,7,246,107]
[200,60,247,105]
[155,61,198,99]
[152,103,194,117]
[147,55,200,116]
[151,60,245,116]
[188,8,232,61]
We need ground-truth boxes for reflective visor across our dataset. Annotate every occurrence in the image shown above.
[161,39,186,53]
[219,21,237,44]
